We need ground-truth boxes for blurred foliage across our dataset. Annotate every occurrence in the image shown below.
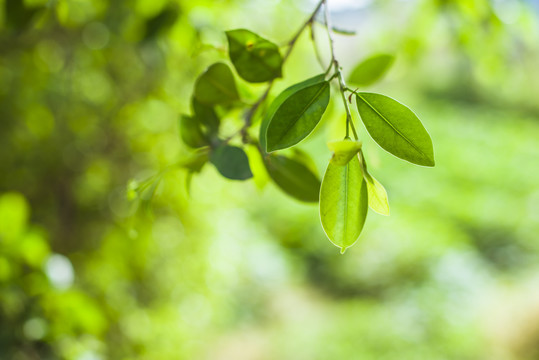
[1,0,539,359]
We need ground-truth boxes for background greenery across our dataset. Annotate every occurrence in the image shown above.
[1,0,539,359]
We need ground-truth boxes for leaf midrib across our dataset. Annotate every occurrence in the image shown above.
[271,82,328,148]
[357,94,428,160]
[342,162,349,247]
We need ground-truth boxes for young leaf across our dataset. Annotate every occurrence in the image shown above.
[194,63,239,105]
[266,81,330,152]
[226,29,283,83]
[259,74,326,153]
[365,173,389,216]
[179,115,208,148]
[210,145,253,180]
[348,54,395,86]
[359,151,389,216]
[264,154,321,202]
[192,98,220,136]
[327,139,362,166]
[320,155,368,253]
[355,93,435,166]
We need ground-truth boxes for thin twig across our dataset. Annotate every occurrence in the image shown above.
[322,0,359,141]
[241,0,326,139]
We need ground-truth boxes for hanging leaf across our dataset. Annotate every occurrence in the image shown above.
[320,155,368,253]
[365,173,389,216]
[210,145,253,180]
[194,63,239,105]
[355,93,435,166]
[359,151,390,216]
[348,54,395,86]
[327,138,362,166]
[226,29,283,83]
[259,74,326,153]
[192,98,220,136]
[178,115,208,148]
[264,153,321,202]
[266,81,330,152]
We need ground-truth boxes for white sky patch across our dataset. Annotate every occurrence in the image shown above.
[45,254,75,290]
[326,0,372,12]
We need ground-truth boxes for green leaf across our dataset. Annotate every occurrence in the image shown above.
[264,153,321,203]
[320,155,368,253]
[192,98,220,136]
[348,54,395,86]
[266,81,330,152]
[210,145,253,180]
[259,74,326,153]
[358,151,390,215]
[355,93,435,166]
[365,173,389,216]
[327,139,362,166]
[178,115,208,148]
[194,63,239,105]
[226,29,283,83]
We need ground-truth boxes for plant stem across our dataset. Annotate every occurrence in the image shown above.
[241,0,326,138]
[322,0,359,141]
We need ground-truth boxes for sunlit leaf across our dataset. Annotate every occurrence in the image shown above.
[365,173,390,216]
[210,145,253,180]
[226,29,283,83]
[264,153,321,202]
[194,63,239,105]
[348,54,395,86]
[358,151,390,215]
[327,138,362,166]
[266,80,330,152]
[260,74,326,153]
[355,93,435,166]
[320,155,368,253]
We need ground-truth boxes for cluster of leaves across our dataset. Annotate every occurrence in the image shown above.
[170,3,435,253]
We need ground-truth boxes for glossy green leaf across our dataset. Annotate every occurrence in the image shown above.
[192,98,220,136]
[266,81,330,152]
[194,63,239,105]
[210,145,253,180]
[327,139,362,166]
[358,151,390,216]
[226,29,283,83]
[355,93,435,166]
[264,154,320,202]
[178,115,207,148]
[320,156,368,253]
[259,74,325,153]
[348,54,395,86]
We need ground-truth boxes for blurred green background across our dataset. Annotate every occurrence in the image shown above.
[2,0,539,359]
